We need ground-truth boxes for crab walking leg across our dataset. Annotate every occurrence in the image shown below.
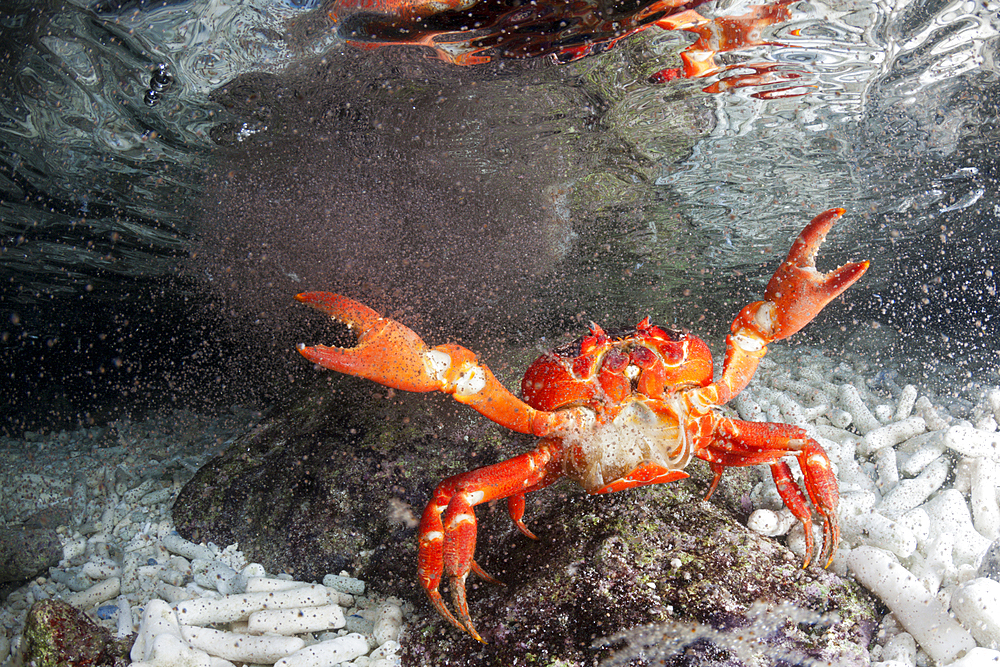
[417,441,564,642]
[295,292,570,437]
[771,460,840,569]
[507,493,539,540]
[697,417,840,568]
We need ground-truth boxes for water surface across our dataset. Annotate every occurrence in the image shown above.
[1,0,998,430]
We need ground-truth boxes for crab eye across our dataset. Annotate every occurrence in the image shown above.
[629,346,656,368]
[602,348,629,373]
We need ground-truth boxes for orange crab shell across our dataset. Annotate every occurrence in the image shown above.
[520,318,714,412]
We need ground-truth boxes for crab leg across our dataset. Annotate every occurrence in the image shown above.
[417,441,563,642]
[709,208,869,404]
[699,417,840,568]
[295,292,566,436]
[689,209,862,567]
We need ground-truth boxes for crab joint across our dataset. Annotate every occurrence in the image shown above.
[453,365,488,397]
[807,452,831,469]
[753,300,777,337]
[420,531,444,544]
[425,350,488,397]
[446,513,477,530]
[729,300,778,349]
[425,349,452,380]
[731,330,766,353]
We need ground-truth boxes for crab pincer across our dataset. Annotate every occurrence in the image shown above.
[294,291,444,393]
[296,292,549,436]
[762,208,869,340]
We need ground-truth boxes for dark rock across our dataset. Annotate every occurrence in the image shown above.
[0,525,62,583]
[978,538,1000,581]
[24,506,75,530]
[21,599,132,667]
[174,375,877,666]
[173,373,518,591]
[401,483,876,666]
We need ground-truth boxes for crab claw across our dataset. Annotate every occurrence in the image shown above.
[294,292,445,393]
[761,208,869,341]
[295,292,557,436]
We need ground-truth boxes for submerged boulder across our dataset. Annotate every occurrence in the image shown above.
[21,599,132,667]
[402,484,876,666]
[0,525,63,584]
[173,376,877,666]
[173,374,516,593]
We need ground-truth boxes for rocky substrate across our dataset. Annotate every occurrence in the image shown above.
[0,409,408,667]
[170,344,1000,666]
[4,343,1000,666]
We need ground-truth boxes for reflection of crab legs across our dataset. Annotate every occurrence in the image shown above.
[650,1,805,96]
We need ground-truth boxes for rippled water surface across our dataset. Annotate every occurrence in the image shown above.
[1,0,998,429]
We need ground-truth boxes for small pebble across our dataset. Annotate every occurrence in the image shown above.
[951,578,1000,649]
[96,604,118,620]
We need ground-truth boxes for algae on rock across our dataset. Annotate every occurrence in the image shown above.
[21,599,131,667]
[401,477,877,667]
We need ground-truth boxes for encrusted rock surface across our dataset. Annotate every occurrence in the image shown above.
[0,526,63,584]
[401,484,876,666]
[21,599,132,667]
[1,507,74,585]
[174,375,877,666]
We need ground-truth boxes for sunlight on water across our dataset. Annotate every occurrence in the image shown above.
[652,0,997,276]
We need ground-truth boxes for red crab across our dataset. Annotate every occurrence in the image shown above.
[295,208,869,642]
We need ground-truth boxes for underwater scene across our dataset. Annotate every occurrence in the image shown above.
[2,0,1000,665]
